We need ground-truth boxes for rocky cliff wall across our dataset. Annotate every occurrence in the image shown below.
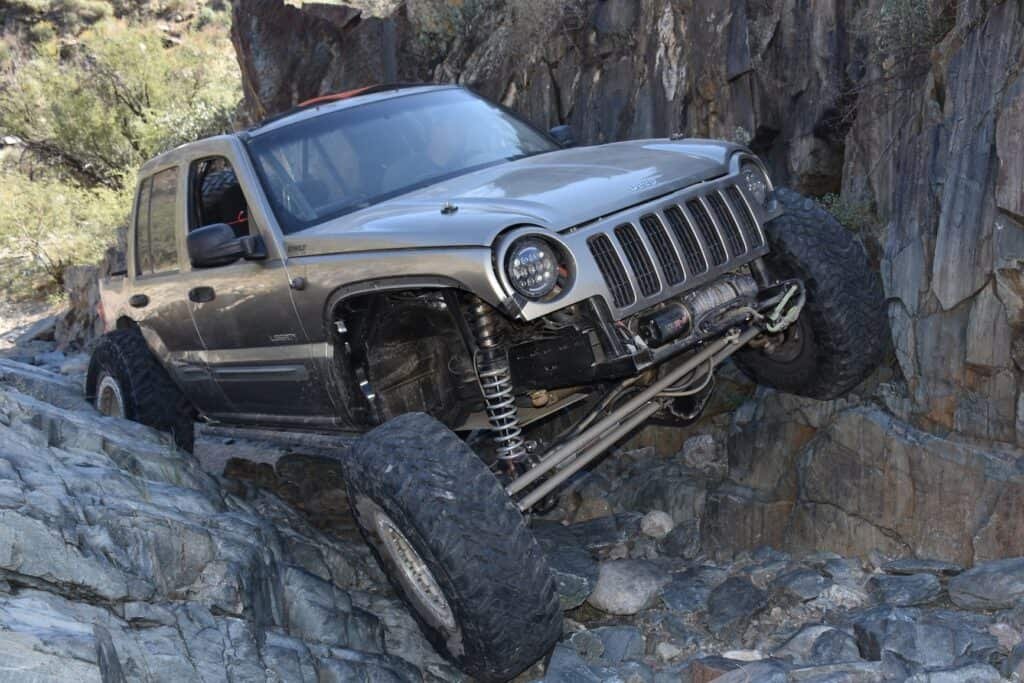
[230,0,1024,564]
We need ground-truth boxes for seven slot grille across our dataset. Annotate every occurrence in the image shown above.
[587,184,763,309]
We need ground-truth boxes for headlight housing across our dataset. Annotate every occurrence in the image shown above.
[506,237,559,299]
[741,161,771,206]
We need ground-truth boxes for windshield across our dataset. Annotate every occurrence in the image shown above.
[246,88,558,234]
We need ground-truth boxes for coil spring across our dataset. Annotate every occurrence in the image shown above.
[469,299,527,462]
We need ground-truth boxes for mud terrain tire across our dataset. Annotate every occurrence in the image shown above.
[734,188,887,399]
[343,412,562,682]
[86,328,195,452]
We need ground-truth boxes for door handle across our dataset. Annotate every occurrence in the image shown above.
[128,294,149,308]
[188,286,216,303]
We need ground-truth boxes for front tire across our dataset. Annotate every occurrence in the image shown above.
[86,328,195,452]
[343,413,562,682]
[734,188,887,399]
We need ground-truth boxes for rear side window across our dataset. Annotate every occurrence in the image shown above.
[134,167,180,276]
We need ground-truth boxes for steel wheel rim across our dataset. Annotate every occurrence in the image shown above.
[96,373,125,418]
[372,506,456,631]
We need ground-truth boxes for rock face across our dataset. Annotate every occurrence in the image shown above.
[0,365,458,681]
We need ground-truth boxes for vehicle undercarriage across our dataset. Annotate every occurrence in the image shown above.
[328,259,806,512]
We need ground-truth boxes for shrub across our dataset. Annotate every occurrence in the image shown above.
[818,193,878,235]
[0,171,130,296]
[0,16,240,188]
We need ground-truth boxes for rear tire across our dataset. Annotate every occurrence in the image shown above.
[734,188,887,399]
[343,413,562,682]
[86,328,195,452]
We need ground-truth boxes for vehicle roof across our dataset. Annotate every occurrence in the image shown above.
[137,84,457,177]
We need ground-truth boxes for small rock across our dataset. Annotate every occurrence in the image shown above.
[710,661,787,683]
[721,649,764,661]
[640,510,674,539]
[58,354,89,376]
[574,496,614,522]
[774,625,860,666]
[629,536,661,560]
[883,558,963,577]
[607,543,630,560]
[590,626,645,664]
[905,663,1003,682]
[868,573,943,607]
[818,583,869,609]
[658,519,700,560]
[1004,643,1024,678]
[615,661,655,683]
[587,560,670,615]
[33,350,65,367]
[771,568,831,604]
[852,606,998,671]
[680,433,726,478]
[534,523,600,610]
[569,630,605,663]
[544,644,602,683]
[14,315,57,345]
[660,566,728,612]
[655,641,683,662]
[706,576,768,636]
[568,513,644,550]
[949,557,1024,610]
[787,661,888,681]
[989,622,1022,651]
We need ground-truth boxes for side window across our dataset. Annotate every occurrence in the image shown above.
[134,167,180,277]
[190,157,250,238]
[134,177,152,276]
[148,168,179,274]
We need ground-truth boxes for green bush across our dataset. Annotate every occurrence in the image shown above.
[0,9,239,295]
[0,171,130,296]
[0,17,240,188]
[818,193,878,235]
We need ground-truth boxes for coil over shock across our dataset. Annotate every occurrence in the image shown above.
[468,298,527,463]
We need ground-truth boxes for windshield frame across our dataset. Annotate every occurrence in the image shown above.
[241,87,561,234]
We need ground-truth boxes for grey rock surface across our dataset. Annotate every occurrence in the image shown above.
[0,372,459,682]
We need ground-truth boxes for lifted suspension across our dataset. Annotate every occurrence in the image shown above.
[468,298,528,465]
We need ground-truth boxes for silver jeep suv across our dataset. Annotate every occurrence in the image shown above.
[90,84,886,681]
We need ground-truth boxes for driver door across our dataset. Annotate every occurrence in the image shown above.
[181,153,331,425]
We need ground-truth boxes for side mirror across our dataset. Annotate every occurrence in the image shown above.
[187,223,267,268]
[549,124,576,148]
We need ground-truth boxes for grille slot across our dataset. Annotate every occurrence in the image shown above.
[588,234,635,307]
[686,200,728,266]
[708,191,746,257]
[639,214,685,286]
[725,186,764,248]
[664,206,708,275]
[614,223,659,297]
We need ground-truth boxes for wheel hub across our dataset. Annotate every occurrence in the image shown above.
[96,374,126,418]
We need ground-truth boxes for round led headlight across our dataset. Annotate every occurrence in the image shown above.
[507,237,559,299]
[741,161,771,206]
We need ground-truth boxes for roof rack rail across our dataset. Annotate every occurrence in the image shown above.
[250,83,433,130]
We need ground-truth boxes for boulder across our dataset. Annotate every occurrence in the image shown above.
[705,576,768,637]
[587,560,670,616]
[949,558,1024,610]
[868,574,943,608]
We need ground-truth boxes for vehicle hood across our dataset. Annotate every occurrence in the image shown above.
[286,138,738,256]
